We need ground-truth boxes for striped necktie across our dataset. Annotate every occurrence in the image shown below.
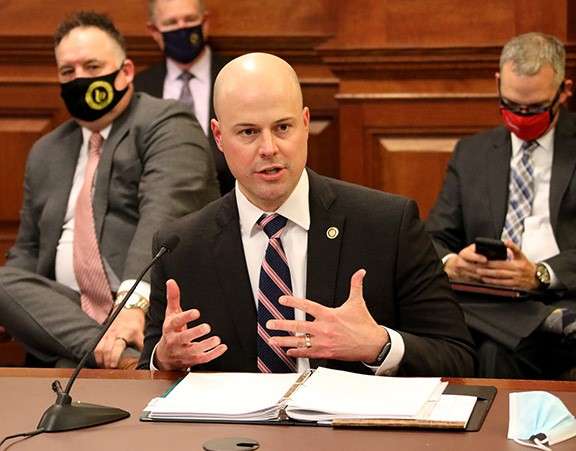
[256,214,297,373]
[73,132,114,323]
[501,140,538,246]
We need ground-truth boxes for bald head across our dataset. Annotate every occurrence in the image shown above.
[213,53,303,120]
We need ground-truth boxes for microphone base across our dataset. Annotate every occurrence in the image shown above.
[38,400,130,432]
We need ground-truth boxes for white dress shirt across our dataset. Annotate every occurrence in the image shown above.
[510,128,561,287]
[163,47,211,136]
[55,125,150,301]
[235,171,404,376]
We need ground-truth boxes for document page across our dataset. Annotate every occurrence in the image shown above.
[145,372,301,421]
[286,367,443,421]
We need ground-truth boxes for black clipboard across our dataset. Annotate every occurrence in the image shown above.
[140,383,497,432]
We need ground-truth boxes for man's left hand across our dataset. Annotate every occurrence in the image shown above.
[476,240,538,290]
[94,307,145,368]
[267,269,389,363]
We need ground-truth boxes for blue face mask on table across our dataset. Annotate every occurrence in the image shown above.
[508,391,576,450]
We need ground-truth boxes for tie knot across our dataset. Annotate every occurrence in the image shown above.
[521,140,538,154]
[89,132,103,156]
[258,214,288,238]
[178,71,194,83]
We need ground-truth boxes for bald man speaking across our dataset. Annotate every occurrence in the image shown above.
[139,53,475,376]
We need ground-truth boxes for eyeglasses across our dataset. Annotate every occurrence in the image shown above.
[499,81,564,116]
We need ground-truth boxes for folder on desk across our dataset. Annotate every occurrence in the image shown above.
[140,367,496,432]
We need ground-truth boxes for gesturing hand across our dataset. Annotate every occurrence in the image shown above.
[155,279,227,370]
[267,269,388,363]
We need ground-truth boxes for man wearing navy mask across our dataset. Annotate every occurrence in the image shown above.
[0,11,219,369]
[427,32,576,379]
[135,0,234,195]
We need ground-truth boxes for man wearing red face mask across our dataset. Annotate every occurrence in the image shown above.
[427,32,576,379]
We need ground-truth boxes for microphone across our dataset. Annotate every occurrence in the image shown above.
[36,235,180,432]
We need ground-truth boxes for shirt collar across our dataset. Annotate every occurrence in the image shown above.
[511,125,555,156]
[81,124,112,146]
[236,170,310,237]
[165,45,211,84]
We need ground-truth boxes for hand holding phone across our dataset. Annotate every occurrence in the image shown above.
[474,237,508,261]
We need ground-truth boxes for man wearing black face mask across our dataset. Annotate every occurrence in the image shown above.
[427,32,576,379]
[134,0,234,195]
[0,11,219,369]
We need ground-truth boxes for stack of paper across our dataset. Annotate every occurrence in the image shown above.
[142,367,476,428]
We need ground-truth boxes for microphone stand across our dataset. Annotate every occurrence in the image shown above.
[36,243,174,432]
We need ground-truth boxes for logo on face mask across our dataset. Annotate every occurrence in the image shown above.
[60,68,128,122]
[162,24,206,64]
[85,80,114,110]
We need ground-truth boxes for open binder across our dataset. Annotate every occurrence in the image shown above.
[140,367,496,432]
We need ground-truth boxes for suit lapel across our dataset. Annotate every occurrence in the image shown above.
[305,171,345,369]
[211,192,258,360]
[43,125,83,272]
[93,96,133,239]
[550,110,576,231]
[487,129,512,236]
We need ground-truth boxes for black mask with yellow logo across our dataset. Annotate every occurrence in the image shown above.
[60,68,128,122]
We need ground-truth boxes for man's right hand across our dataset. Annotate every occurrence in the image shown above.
[443,243,488,281]
[154,279,228,371]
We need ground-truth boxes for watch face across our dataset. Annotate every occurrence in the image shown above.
[536,264,550,285]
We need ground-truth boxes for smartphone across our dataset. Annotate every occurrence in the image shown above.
[474,237,507,260]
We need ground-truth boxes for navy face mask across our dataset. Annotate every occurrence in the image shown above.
[162,24,206,64]
[60,69,128,122]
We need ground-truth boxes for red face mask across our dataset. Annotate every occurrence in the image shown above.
[500,107,555,141]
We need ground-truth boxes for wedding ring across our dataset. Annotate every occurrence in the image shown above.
[304,333,312,349]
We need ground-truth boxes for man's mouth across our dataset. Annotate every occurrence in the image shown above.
[258,166,284,175]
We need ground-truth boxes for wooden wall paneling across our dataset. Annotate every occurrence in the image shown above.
[376,138,455,218]
[0,81,63,265]
[338,94,502,214]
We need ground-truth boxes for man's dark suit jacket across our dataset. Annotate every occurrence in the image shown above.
[134,50,234,194]
[426,109,576,346]
[140,170,476,376]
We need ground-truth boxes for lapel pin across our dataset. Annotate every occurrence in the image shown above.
[326,226,339,239]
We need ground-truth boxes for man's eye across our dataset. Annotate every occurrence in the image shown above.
[240,129,256,137]
[277,124,291,133]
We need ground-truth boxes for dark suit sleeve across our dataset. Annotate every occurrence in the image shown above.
[121,100,220,282]
[395,200,475,377]
[5,145,41,272]
[139,232,167,369]
[425,140,468,259]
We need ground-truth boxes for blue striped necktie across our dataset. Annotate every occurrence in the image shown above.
[501,140,538,246]
[256,214,297,373]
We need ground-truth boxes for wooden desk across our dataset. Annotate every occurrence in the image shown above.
[1,369,575,451]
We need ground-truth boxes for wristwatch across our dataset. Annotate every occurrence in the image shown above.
[534,263,551,290]
[373,341,392,366]
[115,293,150,313]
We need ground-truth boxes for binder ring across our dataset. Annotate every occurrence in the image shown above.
[304,333,312,349]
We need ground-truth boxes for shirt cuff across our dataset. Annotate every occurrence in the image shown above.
[116,280,151,302]
[364,327,405,376]
[441,253,457,266]
[540,262,561,289]
[150,342,160,371]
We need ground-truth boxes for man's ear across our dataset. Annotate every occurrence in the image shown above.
[210,118,224,152]
[147,22,165,50]
[494,72,501,94]
[116,59,135,88]
[561,79,573,102]
[201,11,210,39]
